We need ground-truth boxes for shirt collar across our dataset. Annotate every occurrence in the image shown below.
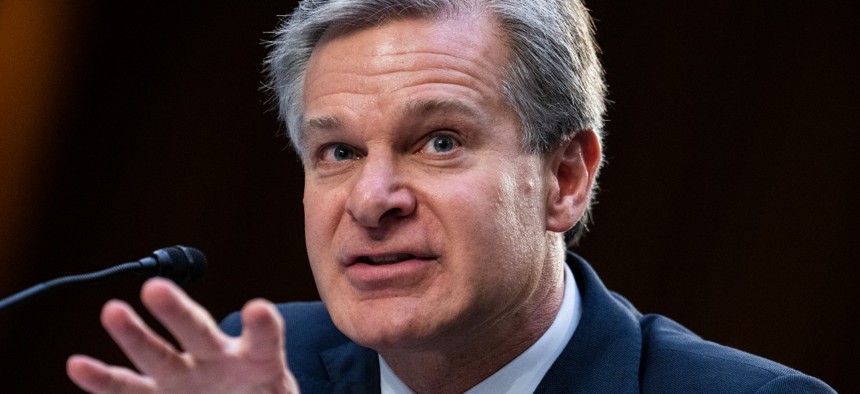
[379,264,582,393]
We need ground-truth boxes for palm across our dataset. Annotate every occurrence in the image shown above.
[67,278,299,394]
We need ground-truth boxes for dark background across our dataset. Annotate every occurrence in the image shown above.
[1,1,856,392]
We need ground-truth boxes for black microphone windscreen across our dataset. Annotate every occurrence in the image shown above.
[142,245,207,286]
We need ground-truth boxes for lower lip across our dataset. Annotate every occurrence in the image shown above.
[346,258,437,291]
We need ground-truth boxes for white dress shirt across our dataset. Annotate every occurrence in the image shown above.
[380,264,582,393]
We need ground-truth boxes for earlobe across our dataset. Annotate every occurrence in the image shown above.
[545,129,602,233]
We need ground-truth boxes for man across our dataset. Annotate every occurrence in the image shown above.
[67,0,834,392]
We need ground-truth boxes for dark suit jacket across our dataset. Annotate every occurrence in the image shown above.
[221,253,834,393]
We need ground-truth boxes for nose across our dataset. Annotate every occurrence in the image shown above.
[346,155,416,229]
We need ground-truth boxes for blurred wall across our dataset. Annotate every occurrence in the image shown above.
[0,2,855,391]
[0,0,80,310]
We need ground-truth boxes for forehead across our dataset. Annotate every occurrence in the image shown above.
[307,11,508,83]
[319,8,500,51]
[300,11,512,134]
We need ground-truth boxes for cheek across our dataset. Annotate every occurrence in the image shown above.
[471,164,546,275]
[303,197,325,274]
[303,189,321,247]
[475,164,543,240]
[303,186,340,267]
[303,183,344,234]
[303,183,354,295]
[434,164,543,268]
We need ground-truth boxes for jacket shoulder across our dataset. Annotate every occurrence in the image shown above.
[220,301,356,378]
[221,301,344,341]
[639,314,835,393]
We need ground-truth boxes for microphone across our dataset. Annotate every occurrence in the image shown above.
[0,245,206,314]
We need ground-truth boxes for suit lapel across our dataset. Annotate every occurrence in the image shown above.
[535,253,643,393]
[304,341,380,394]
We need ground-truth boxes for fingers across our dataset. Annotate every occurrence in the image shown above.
[67,354,155,394]
[140,278,227,359]
[240,299,286,363]
[70,282,297,393]
[100,299,185,380]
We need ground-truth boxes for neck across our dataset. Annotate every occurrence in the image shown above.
[380,246,567,394]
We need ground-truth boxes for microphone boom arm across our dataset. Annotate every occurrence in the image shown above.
[0,245,206,314]
[0,261,143,313]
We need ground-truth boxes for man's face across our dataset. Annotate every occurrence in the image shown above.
[301,12,560,352]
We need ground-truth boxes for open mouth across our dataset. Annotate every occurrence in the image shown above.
[356,254,417,266]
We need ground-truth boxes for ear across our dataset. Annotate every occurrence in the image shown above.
[545,129,602,233]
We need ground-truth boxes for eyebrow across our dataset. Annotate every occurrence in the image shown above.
[301,98,485,141]
[302,115,343,138]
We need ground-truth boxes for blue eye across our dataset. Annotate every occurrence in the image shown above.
[324,143,358,161]
[424,135,458,154]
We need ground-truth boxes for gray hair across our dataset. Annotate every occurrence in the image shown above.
[265,0,606,243]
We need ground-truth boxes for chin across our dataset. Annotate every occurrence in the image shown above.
[333,297,446,351]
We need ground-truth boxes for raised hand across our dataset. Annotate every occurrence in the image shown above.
[66,278,299,393]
